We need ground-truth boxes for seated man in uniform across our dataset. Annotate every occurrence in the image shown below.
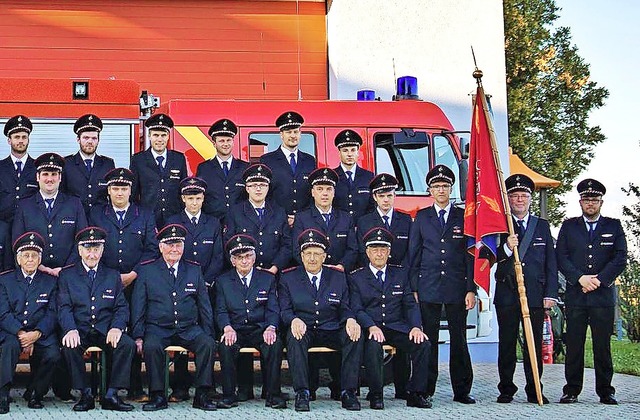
[131,224,217,411]
[279,228,363,412]
[215,234,285,409]
[0,232,60,414]
[58,227,135,412]
[350,227,432,410]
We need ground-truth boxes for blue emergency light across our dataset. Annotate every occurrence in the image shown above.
[357,90,376,101]
[394,76,419,100]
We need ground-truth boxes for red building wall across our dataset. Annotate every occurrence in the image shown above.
[0,0,328,101]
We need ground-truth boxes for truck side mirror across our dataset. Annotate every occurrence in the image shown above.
[459,137,470,159]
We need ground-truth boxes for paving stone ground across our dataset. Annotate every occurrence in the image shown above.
[4,362,639,419]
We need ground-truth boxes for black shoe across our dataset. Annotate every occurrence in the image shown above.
[266,395,287,409]
[559,394,578,404]
[27,396,44,409]
[236,388,254,402]
[527,394,550,404]
[57,391,76,403]
[309,389,317,401]
[0,397,8,415]
[216,397,237,409]
[127,390,149,403]
[142,394,168,411]
[496,393,513,403]
[22,388,32,402]
[406,393,432,409]
[295,390,310,412]
[341,390,361,411]
[453,394,476,404]
[73,394,96,412]
[169,388,190,402]
[600,394,618,405]
[101,395,134,411]
[193,392,217,411]
[370,393,384,410]
[394,391,408,400]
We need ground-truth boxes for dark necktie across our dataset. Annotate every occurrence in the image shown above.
[376,270,384,286]
[15,161,22,178]
[256,208,264,222]
[516,219,525,237]
[382,215,390,229]
[587,221,597,241]
[169,267,176,279]
[116,210,126,226]
[241,277,249,290]
[311,275,318,291]
[25,275,32,285]
[191,216,197,227]
[438,209,446,229]
[345,170,353,185]
[289,153,297,174]
[45,198,54,216]
[222,161,229,177]
[323,213,331,228]
[156,156,165,173]
[88,269,96,284]
[85,159,93,174]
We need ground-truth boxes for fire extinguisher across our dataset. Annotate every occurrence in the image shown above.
[542,311,554,364]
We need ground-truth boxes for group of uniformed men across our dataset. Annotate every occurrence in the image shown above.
[0,110,626,414]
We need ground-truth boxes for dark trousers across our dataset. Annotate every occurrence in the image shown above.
[0,336,60,397]
[124,285,144,394]
[363,327,430,395]
[392,348,410,395]
[564,306,615,397]
[144,333,216,393]
[219,326,283,398]
[420,302,473,397]
[496,305,544,397]
[62,329,135,390]
[286,328,362,392]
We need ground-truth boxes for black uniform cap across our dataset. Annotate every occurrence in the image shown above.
[243,164,272,184]
[369,173,399,194]
[275,111,304,131]
[74,114,103,134]
[4,115,32,136]
[577,178,606,197]
[76,226,107,247]
[426,164,455,186]
[145,113,174,131]
[208,119,238,138]
[298,228,329,252]
[334,129,362,149]
[13,231,45,254]
[308,167,338,187]
[180,177,207,195]
[35,153,64,172]
[156,224,187,243]
[362,227,393,248]
[505,174,534,194]
[105,168,134,186]
[226,234,257,256]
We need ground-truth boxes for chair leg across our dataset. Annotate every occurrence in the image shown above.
[164,351,170,398]
[101,351,108,398]
[91,353,99,397]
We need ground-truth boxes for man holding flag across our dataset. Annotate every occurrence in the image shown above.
[409,164,476,405]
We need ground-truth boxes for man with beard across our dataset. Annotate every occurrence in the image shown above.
[61,114,115,217]
[196,119,249,222]
[0,115,38,224]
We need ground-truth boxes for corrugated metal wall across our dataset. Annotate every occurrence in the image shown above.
[0,0,328,100]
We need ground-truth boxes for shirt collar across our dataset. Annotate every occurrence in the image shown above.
[166,261,179,272]
[113,204,130,213]
[316,205,333,215]
[377,207,394,220]
[280,145,298,159]
[79,150,95,161]
[82,262,98,274]
[306,269,322,283]
[514,213,531,225]
[21,269,36,280]
[433,202,452,214]
[185,209,201,221]
[151,149,167,160]
[340,163,357,175]
[10,154,26,165]
[216,155,233,167]
[40,191,58,202]
[369,264,387,278]
[583,215,600,224]
[237,269,253,284]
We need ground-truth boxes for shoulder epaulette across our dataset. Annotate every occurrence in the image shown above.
[140,259,156,266]
[282,266,298,274]
[184,259,201,266]
[0,269,14,276]
[388,263,403,268]
[349,267,365,275]
[61,263,75,270]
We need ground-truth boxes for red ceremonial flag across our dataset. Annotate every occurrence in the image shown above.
[463,86,508,294]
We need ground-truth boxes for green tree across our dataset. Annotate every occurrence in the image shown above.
[620,184,640,341]
[504,0,609,224]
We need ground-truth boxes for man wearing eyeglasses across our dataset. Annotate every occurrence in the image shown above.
[495,174,558,404]
[557,179,627,405]
[215,234,285,409]
[409,164,476,405]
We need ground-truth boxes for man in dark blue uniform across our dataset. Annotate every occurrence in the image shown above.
[291,168,358,272]
[130,113,187,227]
[409,164,476,405]
[196,119,249,221]
[58,227,135,412]
[495,174,558,404]
[260,111,316,225]
[0,115,38,225]
[350,227,432,410]
[0,232,60,414]
[224,164,291,274]
[61,114,115,217]
[279,229,363,412]
[165,176,223,401]
[557,179,627,405]
[215,234,285,409]
[131,224,217,411]
[13,153,88,277]
[332,130,374,220]
[89,167,158,401]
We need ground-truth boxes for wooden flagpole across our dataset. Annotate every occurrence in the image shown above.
[472,68,544,406]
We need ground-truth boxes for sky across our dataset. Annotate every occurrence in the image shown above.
[554,0,640,225]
